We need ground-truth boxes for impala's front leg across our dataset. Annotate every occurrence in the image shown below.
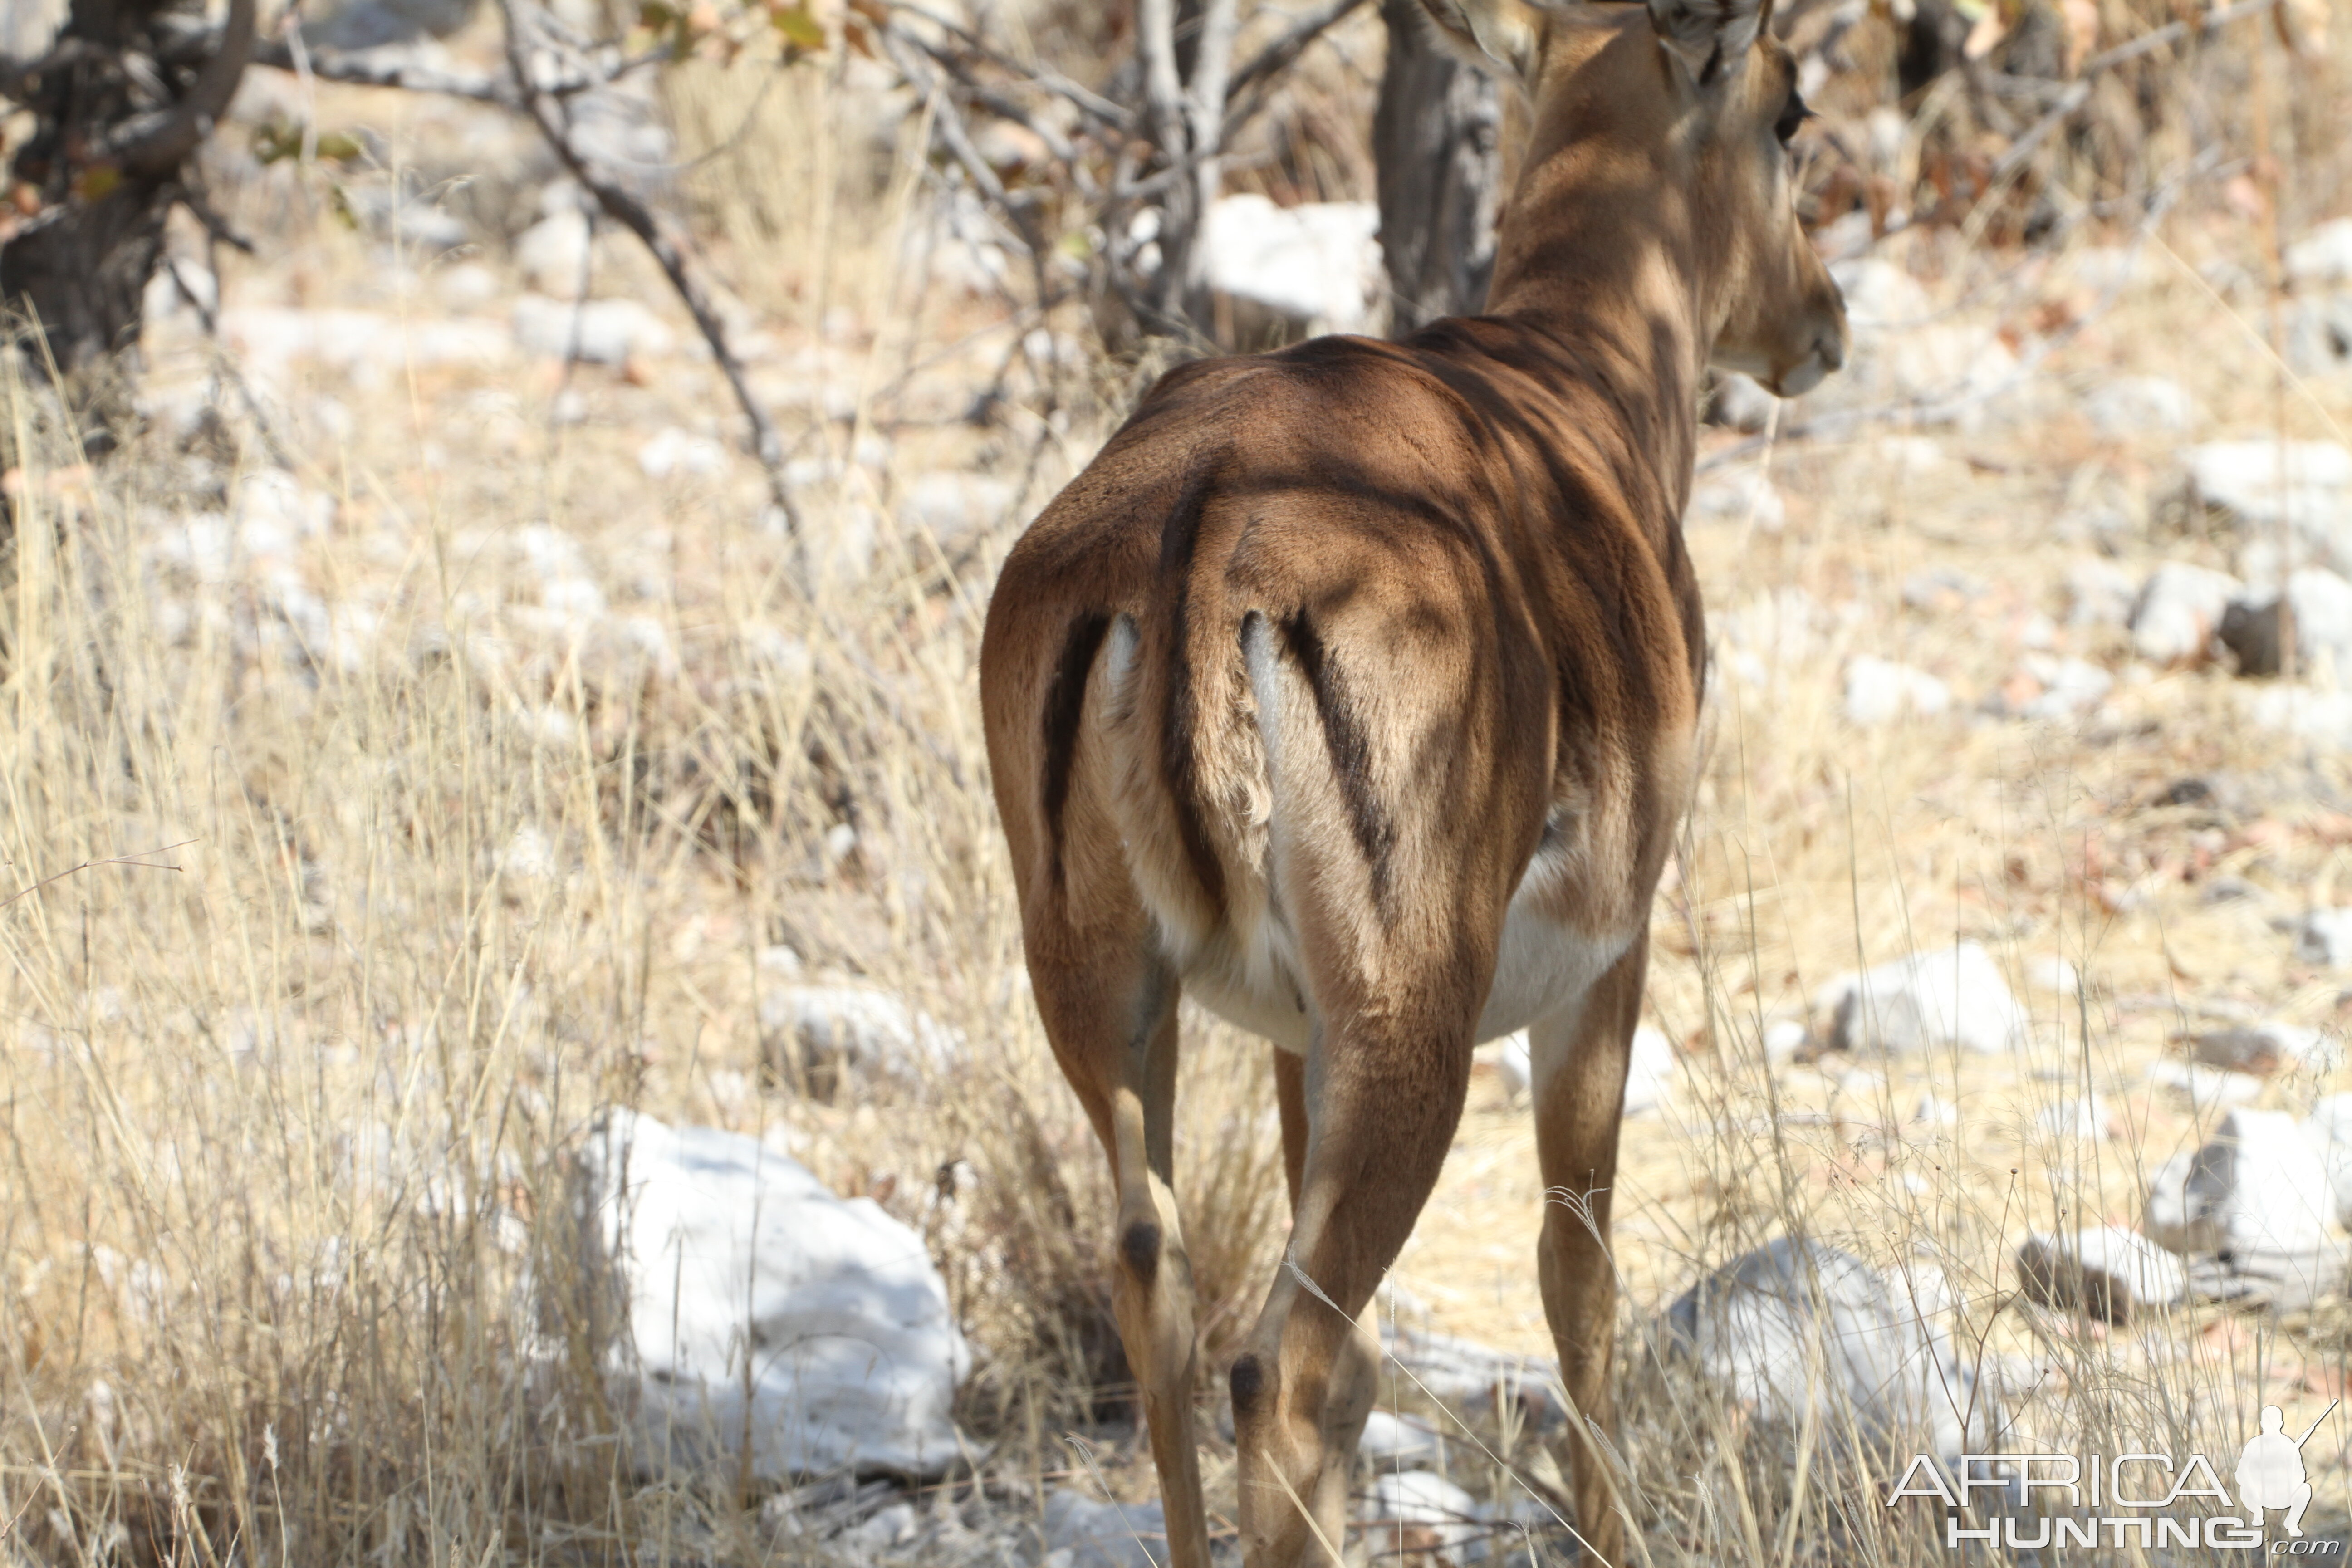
[1532,931,1649,1564]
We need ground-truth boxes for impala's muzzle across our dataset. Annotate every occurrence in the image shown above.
[1769,266,1849,397]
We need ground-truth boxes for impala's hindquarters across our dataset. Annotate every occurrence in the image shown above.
[1215,604,1549,1563]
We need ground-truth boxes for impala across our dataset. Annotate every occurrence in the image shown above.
[979,0,1847,1559]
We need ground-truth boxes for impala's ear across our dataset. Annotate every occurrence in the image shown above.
[1414,0,1546,79]
[1645,0,1773,84]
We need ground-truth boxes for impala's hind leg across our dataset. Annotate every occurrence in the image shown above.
[1231,997,1478,1564]
[1029,939,1209,1568]
[1532,933,1648,1565]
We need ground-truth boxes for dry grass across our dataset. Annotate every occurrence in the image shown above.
[5,7,2352,1566]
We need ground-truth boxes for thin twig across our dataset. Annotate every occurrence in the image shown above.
[0,842,197,912]
[495,0,802,535]
[880,0,1132,129]
[247,36,660,104]
[1221,0,1369,137]
[1989,0,2284,181]
[251,37,514,103]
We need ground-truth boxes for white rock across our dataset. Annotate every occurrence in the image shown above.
[1815,261,2024,423]
[1625,1024,1676,1113]
[233,470,335,552]
[2185,441,2352,577]
[2228,566,2352,682]
[2297,909,2352,967]
[2181,1023,2338,1077]
[577,1112,970,1479]
[2247,685,2352,750]
[2304,1095,2352,1226]
[2026,956,2079,996]
[2129,561,2243,665]
[1485,1031,1532,1098]
[2003,654,2113,722]
[434,261,500,311]
[1815,941,2027,1056]
[1688,468,1786,532]
[1365,1470,1482,1553]
[1382,1320,1558,1427]
[1843,656,1951,725]
[2,0,66,62]
[1482,1024,1671,1112]
[1902,566,1987,609]
[1763,1019,1809,1063]
[1705,370,1780,432]
[515,208,593,297]
[897,472,1018,549]
[637,426,727,481]
[2016,1226,2185,1322]
[2291,568,2352,679]
[1661,1239,1997,1466]
[514,209,595,297]
[497,824,557,880]
[760,985,961,1086]
[1829,258,1933,331]
[1039,1490,1166,1568]
[1357,1409,1442,1465]
[1202,195,1384,337]
[2189,438,2352,509]
[2082,375,2199,435]
[2066,558,2141,628]
[220,306,509,385]
[511,294,676,364]
[1911,1093,1960,1128]
[2145,1108,2335,1258]
[2287,218,2352,285]
[2147,1058,2265,1110]
[2034,1094,2111,1141]
[1874,435,1951,477]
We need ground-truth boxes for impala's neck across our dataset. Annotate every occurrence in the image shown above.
[1480,39,1723,524]
[1484,171,1710,522]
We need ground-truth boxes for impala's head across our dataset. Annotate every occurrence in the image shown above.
[1417,0,1848,396]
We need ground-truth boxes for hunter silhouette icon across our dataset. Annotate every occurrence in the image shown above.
[2238,1401,2337,1537]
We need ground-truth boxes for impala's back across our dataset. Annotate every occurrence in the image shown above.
[979,2,1844,1564]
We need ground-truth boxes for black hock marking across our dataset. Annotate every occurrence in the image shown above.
[1040,611,1112,889]
[1159,464,1228,912]
[1121,1219,1161,1286]
[1279,609,1396,907]
[1228,1353,1266,1417]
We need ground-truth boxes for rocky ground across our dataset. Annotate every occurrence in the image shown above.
[14,10,2352,1565]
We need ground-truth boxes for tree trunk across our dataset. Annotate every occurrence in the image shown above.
[1373,0,1502,334]
[1,0,255,387]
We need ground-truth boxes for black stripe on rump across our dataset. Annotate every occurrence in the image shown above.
[1160,467,1228,912]
[1040,610,1112,888]
[1279,609,1396,907]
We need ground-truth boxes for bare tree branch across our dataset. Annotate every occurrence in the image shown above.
[1990,0,2283,181]
[495,0,802,535]
[113,0,258,176]
[251,37,517,104]
[1223,0,1367,132]
[880,1,1132,130]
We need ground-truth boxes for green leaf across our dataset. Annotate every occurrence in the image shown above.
[771,4,825,48]
[253,122,300,164]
